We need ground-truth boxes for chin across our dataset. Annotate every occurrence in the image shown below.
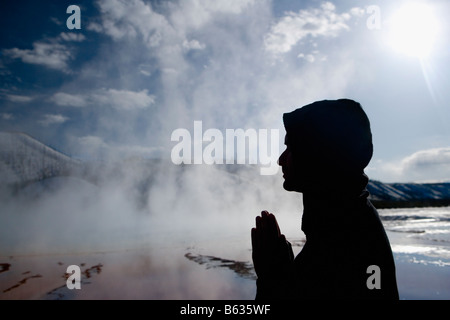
[283,180,297,192]
[283,179,304,193]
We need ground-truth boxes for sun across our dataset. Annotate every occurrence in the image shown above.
[388,3,439,58]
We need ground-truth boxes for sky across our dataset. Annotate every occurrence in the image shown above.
[1,0,450,183]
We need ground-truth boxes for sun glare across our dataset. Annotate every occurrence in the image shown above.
[388,3,439,58]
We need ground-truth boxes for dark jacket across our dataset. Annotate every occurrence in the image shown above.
[256,176,399,300]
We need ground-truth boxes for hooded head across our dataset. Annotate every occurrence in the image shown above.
[279,99,373,193]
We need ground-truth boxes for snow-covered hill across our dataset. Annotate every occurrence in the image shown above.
[0,132,83,187]
[367,180,450,208]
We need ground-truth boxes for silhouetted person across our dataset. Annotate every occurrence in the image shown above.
[252,99,399,299]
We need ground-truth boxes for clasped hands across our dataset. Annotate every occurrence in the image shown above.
[251,210,294,279]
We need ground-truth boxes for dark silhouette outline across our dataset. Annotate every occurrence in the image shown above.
[252,99,399,299]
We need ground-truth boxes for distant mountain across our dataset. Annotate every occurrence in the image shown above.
[0,131,83,189]
[367,180,450,208]
[1,131,450,208]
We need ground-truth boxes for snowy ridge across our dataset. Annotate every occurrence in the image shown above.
[367,180,450,208]
[0,131,82,186]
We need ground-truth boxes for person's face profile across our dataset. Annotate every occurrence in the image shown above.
[278,134,297,192]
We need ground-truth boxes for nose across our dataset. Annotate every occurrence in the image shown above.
[278,149,287,167]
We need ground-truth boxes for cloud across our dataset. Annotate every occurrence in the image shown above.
[182,39,206,51]
[369,147,450,182]
[59,32,86,42]
[6,94,34,103]
[401,148,450,181]
[264,2,359,55]
[138,64,154,76]
[89,0,256,50]
[39,114,69,126]
[1,113,14,120]
[403,148,450,168]
[91,89,156,110]
[50,17,63,26]
[2,31,85,73]
[51,92,87,107]
[88,0,172,47]
[51,89,155,110]
[3,42,72,72]
[171,0,256,31]
[75,135,162,160]
[196,0,256,15]
[297,52,317,63]
[76,135,109,158]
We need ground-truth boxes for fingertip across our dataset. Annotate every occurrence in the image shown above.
[255,216,262,228]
